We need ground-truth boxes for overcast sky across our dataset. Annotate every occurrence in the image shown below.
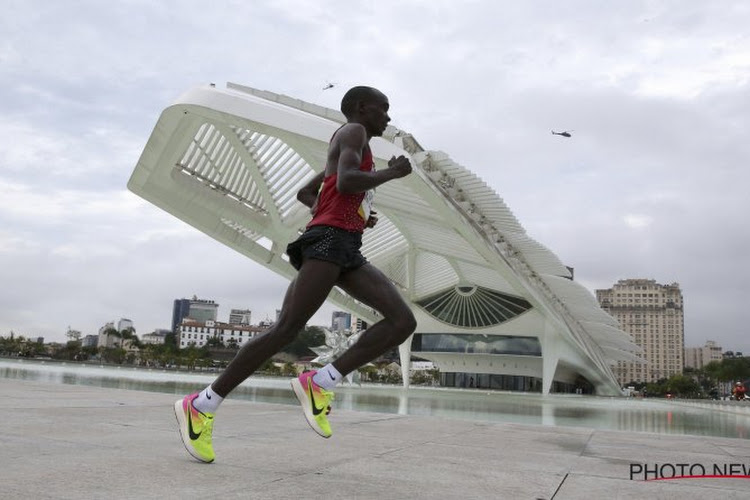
[1,1,748,351]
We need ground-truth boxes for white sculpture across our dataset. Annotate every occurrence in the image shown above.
[310,328,364,385]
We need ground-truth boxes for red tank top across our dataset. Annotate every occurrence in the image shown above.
[307,148,375,233]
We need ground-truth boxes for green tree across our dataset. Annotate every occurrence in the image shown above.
[257,358,281,375]
[66,328,82,343]
[664,374,701,398]
[281,326,326,358]
[181,345,201,370]
[101,347,127,364]
[206,336,224,348]
[721,358,750,383]
[281,362,298,376]
[357,365,378,382]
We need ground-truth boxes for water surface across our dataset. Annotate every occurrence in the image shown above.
[3,358,749,439]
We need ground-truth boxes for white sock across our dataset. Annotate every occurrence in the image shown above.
[192,385,224,414]
[313,363,343,391]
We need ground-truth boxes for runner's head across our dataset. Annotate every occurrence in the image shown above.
[341,86,390,137]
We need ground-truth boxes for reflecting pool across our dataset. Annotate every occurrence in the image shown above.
[3,358,749,439]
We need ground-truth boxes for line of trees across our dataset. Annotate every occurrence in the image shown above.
[625,357,750,398]
[1,326,328,372]
[0,332,46,357]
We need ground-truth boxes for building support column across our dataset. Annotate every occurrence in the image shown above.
[399,336,413,388]
[541,323,559,395]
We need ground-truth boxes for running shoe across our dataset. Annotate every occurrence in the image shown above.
[174,393,215,463]
[291,371,334,438]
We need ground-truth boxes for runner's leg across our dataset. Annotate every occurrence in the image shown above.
[211,259,341,396]
[331,263,416,376]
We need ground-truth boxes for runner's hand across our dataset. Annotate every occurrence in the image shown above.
[366,210,378,228]
[388,155,412,178]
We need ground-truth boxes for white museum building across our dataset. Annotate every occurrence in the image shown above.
[128,83,641,395]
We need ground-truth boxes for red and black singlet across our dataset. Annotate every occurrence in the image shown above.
[307,148,375,233]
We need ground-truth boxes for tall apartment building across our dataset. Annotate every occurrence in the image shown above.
[684,340,723,369]
[596,279,684,384]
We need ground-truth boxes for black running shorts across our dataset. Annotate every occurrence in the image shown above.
[286,225,367,272]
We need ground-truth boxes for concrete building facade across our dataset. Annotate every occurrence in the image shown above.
[117,318,134,332]
[684,340,723,370]
[228,308,252,325]
[331,311,351,332]
[178,319,265,349]
[596,279,684,384]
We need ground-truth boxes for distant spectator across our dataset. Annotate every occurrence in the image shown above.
[732,381,746,401]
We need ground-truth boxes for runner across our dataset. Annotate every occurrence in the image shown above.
[174,86,416,463]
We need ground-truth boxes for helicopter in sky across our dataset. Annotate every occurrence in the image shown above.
[551,130,573,138]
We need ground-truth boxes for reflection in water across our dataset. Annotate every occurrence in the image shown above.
[3,359,750,439]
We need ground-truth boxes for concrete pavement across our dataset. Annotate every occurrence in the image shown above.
[2,378,750,499]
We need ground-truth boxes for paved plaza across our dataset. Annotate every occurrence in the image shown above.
[2,378,750,499]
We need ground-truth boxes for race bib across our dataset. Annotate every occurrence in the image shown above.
[358,189,375,221]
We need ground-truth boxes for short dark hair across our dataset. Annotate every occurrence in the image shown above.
[340,86,379,119]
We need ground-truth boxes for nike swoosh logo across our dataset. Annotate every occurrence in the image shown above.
[188,406,202,440]
[206,391,212,400]
[329,372,336,380]
[308,379,324,416]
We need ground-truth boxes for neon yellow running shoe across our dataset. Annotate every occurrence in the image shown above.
[174,393,215,463]
[291,371,334,438]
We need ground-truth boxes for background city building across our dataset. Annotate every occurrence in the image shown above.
[178,319,264,349]
[117,318,133,332]
[171,296,218,332]
[331,311,351,332]
[97,318,138,349]
[684,340,723,369]
[97,322,117,348]
[82,335,98,348]
[141,329,171,345]
[228,308,252,325]
[597,279,684,384]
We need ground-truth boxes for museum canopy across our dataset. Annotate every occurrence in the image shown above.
[128,83,641,396]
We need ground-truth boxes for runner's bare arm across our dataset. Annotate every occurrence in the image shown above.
[297,171,325,209]
[336,124,412,194]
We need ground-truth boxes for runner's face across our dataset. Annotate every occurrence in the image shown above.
[361,93,390,137]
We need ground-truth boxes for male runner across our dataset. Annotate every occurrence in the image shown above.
[174,86,416,463]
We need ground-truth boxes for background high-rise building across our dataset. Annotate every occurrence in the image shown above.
[82,335,98,348]
[172,299,191,333]
[229,308,252,325]
[117,318,134,332]
[97,321,118,348]
[684,340,723,370]
[331,311,351,332]
[172,296,219,332]
[596,279,684,384]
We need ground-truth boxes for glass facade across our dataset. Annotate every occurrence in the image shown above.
[414,333,545,392]
[441,372,542,391]
[411,333,542,356]
[171,299,191,333]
